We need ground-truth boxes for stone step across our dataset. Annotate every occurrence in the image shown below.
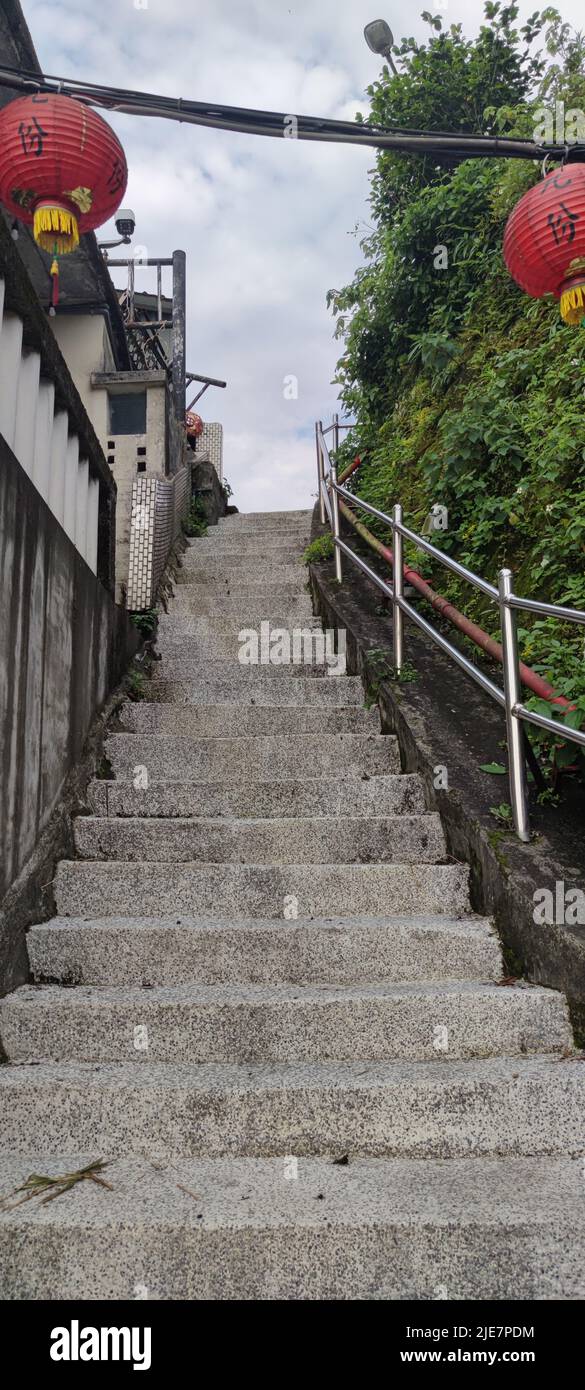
[27,913,501,987]
[217,510,312,528]
[169,589,314,615]
[87,772,426,820]
[72,813,447,866]
[1,1057,582,1161]
[104,732,401,781]
[1,981,565,1064]
[155,630,327,661]
[122,706,375,738]
[1,1153,582,1300]
[190,531,310,553]
[53,859,469,920]
[138,682,365,711]
[157,614,323,638]
[176,560,304,585]
[185,541,306,562]
[154,659,334,681]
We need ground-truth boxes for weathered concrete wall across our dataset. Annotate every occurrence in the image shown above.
[0,436,138,987]
[52,316,116,436]
[191,457,227,526]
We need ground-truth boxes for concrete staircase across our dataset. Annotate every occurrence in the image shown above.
[0,509,584,1300]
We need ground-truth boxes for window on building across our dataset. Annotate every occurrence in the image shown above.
[108,391,147,435]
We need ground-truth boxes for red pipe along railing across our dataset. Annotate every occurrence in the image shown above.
[337,497,572,711]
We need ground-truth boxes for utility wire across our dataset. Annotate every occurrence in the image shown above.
[0,62,582,162]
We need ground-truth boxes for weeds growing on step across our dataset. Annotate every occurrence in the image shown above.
[130,607,158,639]
[126,667,147,702]
[303,534,334,566]
[183,500,208,538]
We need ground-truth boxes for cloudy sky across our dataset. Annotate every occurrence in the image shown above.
[22,0,584,511]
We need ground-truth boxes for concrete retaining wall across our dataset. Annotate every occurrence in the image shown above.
[0,437,138,988]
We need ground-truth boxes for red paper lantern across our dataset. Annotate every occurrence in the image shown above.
[0,92,127,308]
[503,164,585,325]
[185,412,204,445]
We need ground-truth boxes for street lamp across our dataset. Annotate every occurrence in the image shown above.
[364,18,398,74]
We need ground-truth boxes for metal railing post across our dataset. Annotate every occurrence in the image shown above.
[392,503,404,673]
[330,461,343,583]
[332,411,340,461]
[316,420,326,523]
[499,568,530,842]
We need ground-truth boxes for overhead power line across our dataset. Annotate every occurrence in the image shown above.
[0,62,583,163]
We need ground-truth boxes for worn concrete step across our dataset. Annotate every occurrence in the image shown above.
[104,732,401,781]
[87,772,426,820]
[153,662,335,686]
[157,614,322,639]
[122,707,375,739]
[27,914,501,987]
[217,509,312,529]
[1,1057,582,1162]
[139,680,365,710]
[189,531,310,554]
[155,624,338,658]
[203,515,311,530]
[72,814,447,866]
[54,860,469,919]
[169,590,314,616]
[1,1153,582,1300]
[155,629,327,661]
[185,541,306,563]
[1,981,566,1064]
[177,560,304,585]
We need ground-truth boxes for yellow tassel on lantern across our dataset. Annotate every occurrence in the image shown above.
[560,282,585,326]
[33,203,80,255]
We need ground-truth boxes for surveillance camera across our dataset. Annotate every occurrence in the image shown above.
[115,208,136,239]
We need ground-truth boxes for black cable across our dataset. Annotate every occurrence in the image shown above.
[0,61,582,162]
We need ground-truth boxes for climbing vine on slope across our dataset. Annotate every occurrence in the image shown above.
[329,4,585,773]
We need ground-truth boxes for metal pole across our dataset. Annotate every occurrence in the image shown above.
[392,504,404,673]
[499,568,530,842]
[316,420,325,524]
[171,250,186,465]
[127,257,135,323]
[332,410,339,461]
[330,461,343,583]
[157,262,162,323]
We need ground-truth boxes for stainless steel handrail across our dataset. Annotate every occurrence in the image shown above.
[335,482,499,601]
[315,416,585,841]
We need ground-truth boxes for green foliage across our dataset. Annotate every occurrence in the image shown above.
[490,801,515,826]
[126,668,147,702]
[183,500,208,538]
[130,608,157,638]
[330,4,585,780]
[303,534,335,565]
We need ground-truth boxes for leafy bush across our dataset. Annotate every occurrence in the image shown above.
[183,500,208,538]
[329,4,585,778]
[130,608,157,638]
[303,534,335,565]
